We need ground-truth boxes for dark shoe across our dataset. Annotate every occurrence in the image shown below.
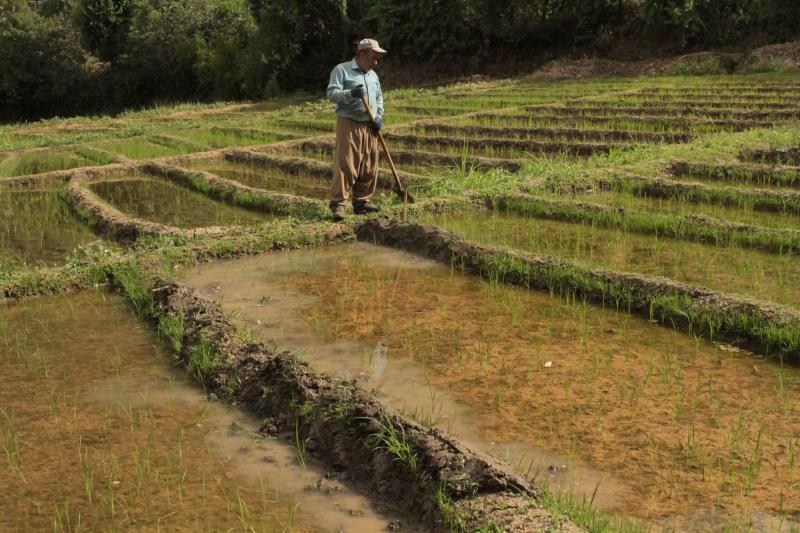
[353,200,380,215]
[330,202,346,222]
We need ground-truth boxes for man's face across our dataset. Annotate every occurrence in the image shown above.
[356,50,380,72]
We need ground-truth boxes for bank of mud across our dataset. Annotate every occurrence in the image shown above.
[146,279,580,532]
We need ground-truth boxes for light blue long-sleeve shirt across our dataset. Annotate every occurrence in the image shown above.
[326,58,383,123]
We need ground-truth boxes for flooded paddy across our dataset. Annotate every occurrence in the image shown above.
[0,189,98,267]
[184,242,800,529]
[581,189,800,230]
[88,137,193,160]
[0,150,92,177]
[178,158,331,199]
[89,177,269,228]
[426,211,800,309]
[0,290,407,531]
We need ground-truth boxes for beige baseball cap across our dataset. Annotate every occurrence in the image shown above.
[356,38,387,55]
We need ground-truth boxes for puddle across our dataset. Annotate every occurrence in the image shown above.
[179,158,331,200]
[426,211,800,310]
[586,190,800,230]
[183,242,800,528]
[89,177,270,228]
[0,189,99,267]
[0,290,409,531]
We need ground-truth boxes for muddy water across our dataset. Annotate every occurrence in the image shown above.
[184,242,800,529]
[586,189,800,230]
[426,211,800,310]
[0,290,408,531]
[89,177,269,228]
[0,189,99,267]
[178,158,331,199]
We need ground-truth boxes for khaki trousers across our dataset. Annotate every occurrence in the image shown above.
[330,116,380,204]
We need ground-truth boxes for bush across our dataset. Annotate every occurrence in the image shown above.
[0,1,93,121]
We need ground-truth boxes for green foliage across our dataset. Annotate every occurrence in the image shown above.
[1,0,799,121]
[76,0,138,61]
[0,1,91,121]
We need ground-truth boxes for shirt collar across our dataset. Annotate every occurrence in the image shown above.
[349,58,360,71]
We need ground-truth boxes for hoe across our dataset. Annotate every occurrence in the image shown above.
[360,95,415,204]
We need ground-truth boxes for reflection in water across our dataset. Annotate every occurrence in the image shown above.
[426,211,800,310]
[185,242,800,530]
[0,289,408,532]
[0,190,99,266]
[89,177,269,228]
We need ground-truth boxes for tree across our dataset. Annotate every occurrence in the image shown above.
[76,0,137,61]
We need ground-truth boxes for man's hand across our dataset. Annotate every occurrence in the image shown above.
[351,85,364,99]
[372,116,383,133]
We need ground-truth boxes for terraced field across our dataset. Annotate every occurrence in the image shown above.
[2,74,800,531]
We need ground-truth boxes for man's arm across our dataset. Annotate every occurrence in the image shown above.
[326,65,354,104]
[375,80,384,121]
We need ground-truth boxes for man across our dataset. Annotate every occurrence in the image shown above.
[326,38,386,221]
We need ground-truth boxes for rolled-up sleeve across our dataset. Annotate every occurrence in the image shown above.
[375,81,384,121]
[327,65,353,104]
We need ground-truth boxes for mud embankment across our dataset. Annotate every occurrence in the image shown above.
[668,159,800,189]
[598,173,800,214]
[357,218,800,358]
[743,147,800,166]
[152,281,578,532]
[383,132,614,157]
[416,123,692,144]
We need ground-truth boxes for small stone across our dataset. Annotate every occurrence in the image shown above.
[543,361,553,368]
[388,519,402,530]
[111,480,121,487]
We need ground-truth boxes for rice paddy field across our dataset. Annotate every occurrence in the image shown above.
[2,73,800,532]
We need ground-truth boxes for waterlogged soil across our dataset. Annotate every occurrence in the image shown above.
[585,190,800,230]
[0,290,407,532]
[427,211,800,310]
[89,177,269,228]
[0,189,99,267]
[184,243,799,529]
[282,148,436,176]
[89,137,192,160]
[179,158,330,200]
[0,150,91,177]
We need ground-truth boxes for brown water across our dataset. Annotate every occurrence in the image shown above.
[89,178,270,228]
[0,189,99,267]
[586,190,800,230]
[184,243,800,530]
[0,290,409,531]
[425,211,800,310]
[178,158,331,200]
